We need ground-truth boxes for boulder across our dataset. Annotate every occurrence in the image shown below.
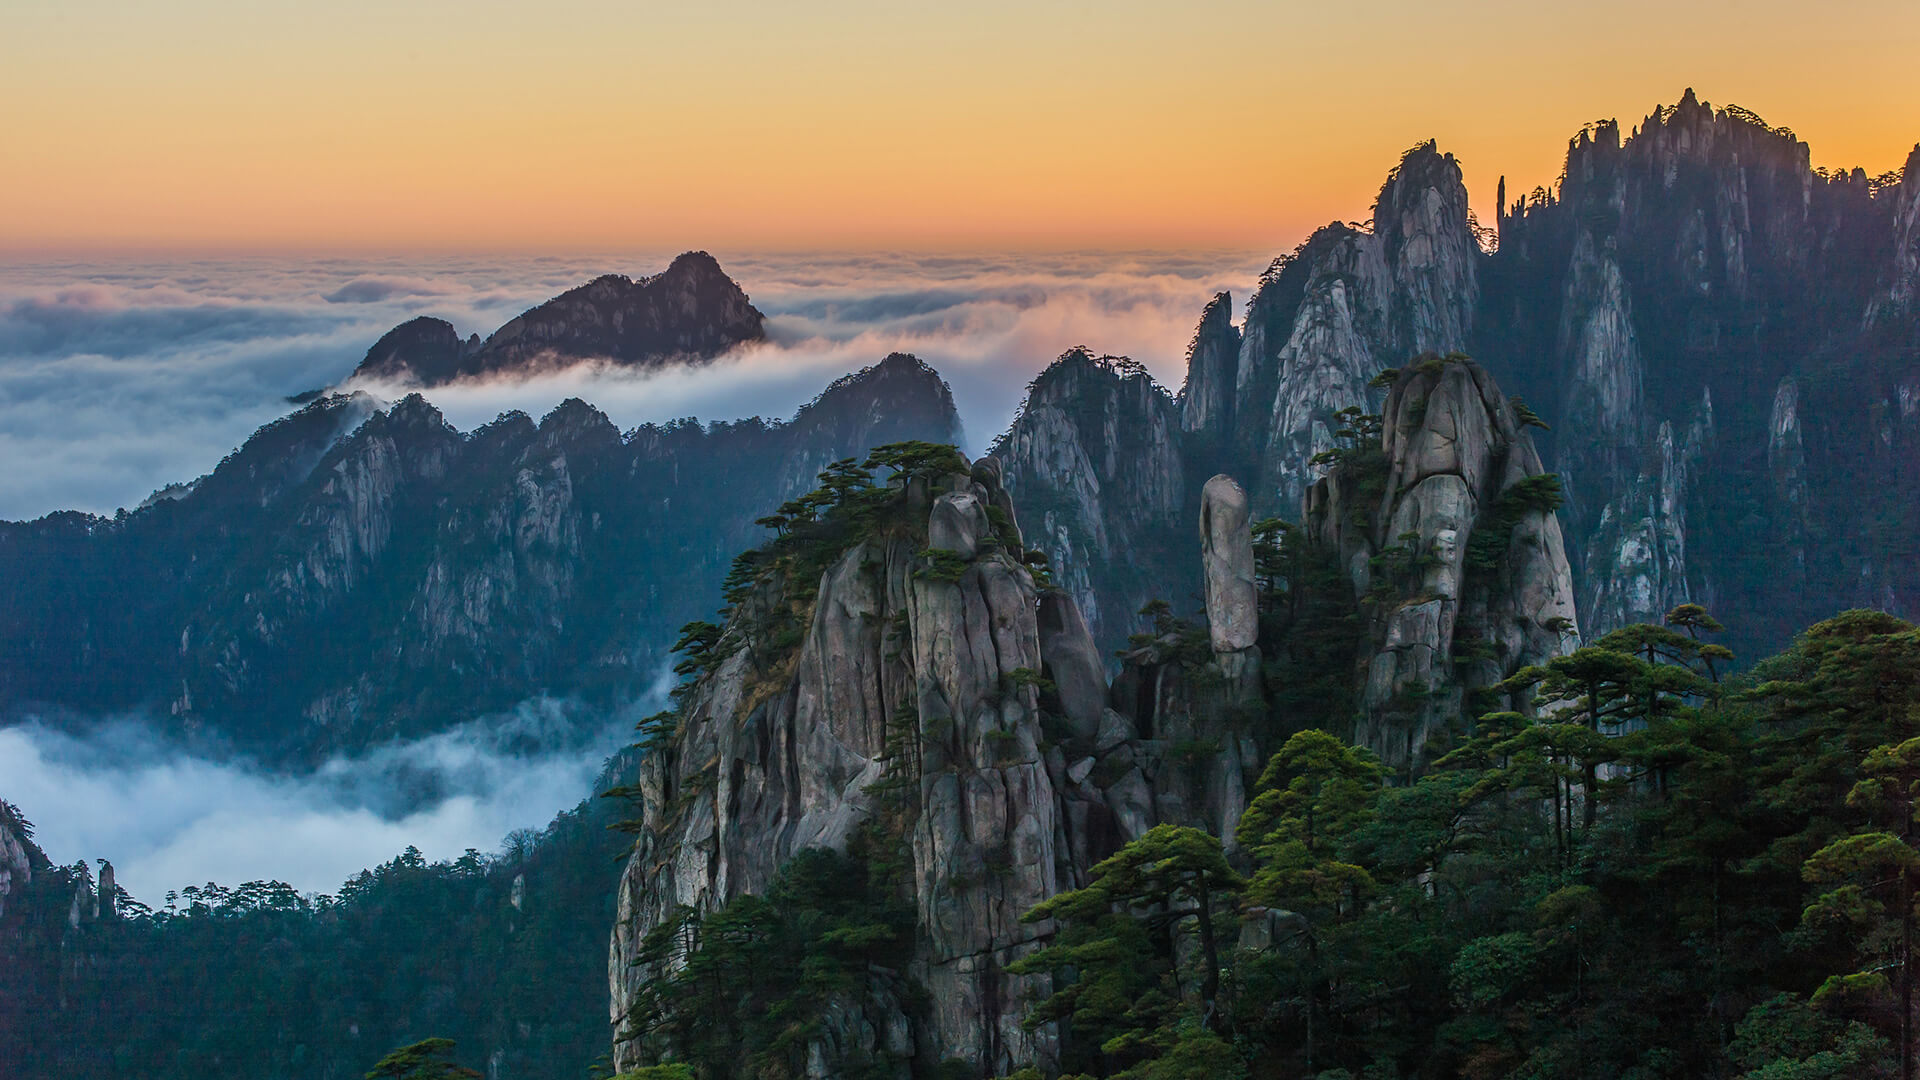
[927,492,991,559]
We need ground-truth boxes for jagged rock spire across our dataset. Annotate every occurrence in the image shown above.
[1178,292,1242,434]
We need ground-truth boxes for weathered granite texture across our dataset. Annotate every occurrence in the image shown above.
[1306,357,1580,773]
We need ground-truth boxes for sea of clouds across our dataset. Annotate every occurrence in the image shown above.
[0,249,1267,521]
[0,248,1266,902]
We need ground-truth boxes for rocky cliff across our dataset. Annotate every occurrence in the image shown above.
[612,459,1085,1075]
[991,349,1192,653]
[0,800,38,923]
[349,251,765,387]
[0,354,961,762]
[610,355,1575,1073]
[989,145,1488,657]
[1223,141,1481,517]
[1305,355,1579,773]
[609,453,1271,1076]
[1014,95,1913,665]
[1481,91,1919,656]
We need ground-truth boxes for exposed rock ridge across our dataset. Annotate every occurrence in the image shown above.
[1176,292,1242,436]
[1871,144,1920,325]
[1199,475,1257,654]
[0,801,35,922]
[610,456,1283,1075]
[351,316,474,386]
[610,464,1079,1075]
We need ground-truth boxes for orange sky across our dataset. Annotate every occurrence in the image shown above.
[4,0,1917,252]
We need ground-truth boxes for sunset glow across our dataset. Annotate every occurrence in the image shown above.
[5,0,1917,251]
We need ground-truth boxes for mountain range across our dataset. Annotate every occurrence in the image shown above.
[0,87,1917,1080]
[3,91,1915,762]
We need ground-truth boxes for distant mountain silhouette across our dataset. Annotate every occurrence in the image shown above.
[349,250,765,387]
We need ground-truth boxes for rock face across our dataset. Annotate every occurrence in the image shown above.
[1482,92,1920,657]
[0,354,963,763]
[608,346,1589,1071]
[928,491,992,559]
[1877,144,1920,323]
[611,385,1580,1070]
[991,349,1190,651]
[1177,293,1242,436]
[1220,142,1481,517]
[348,251,765,387]
[1013,94,1916,667]
[610,465,1075,1075]
[991,146,1487,658]
[1199,475,1257,653]
[1306,357,1579,773]
[1035,591,1108,742]
[0,802,33,922]
[609,454,1311,1075]
[985,95,1920,676]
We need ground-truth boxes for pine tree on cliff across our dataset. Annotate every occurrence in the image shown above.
[1013,825,1246,1076]
[365,1038,480,1080]
[1235,730,1385,1073]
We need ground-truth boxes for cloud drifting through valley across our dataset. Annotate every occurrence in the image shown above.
[0,699,639,904]
[0,249,1266,521]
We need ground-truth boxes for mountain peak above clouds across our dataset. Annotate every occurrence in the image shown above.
[346,251,766,388]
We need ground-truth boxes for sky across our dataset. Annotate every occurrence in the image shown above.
[4,0,1919,251]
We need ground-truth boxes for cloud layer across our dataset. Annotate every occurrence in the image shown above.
[0,698,637,904]
[0,250,1265,521]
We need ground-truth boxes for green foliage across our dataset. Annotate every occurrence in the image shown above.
[1008,666,1056,694]
[669,620,727,678]
[1730,995,1894,1079]
[1463,473,1564,573]
[915,547,971,583]
[996,609,1920,1080]
[618,848,914,1080]
[1249,516,1362,731]
[1015,826,1245,1075]
[863,439,970,481]
[707,442,978,679]
[19,585,1920,1080]
[1309,408,1388,527]
[610,1067,699,1080]
[1508,395,1551,430]
[1,788,636,1080]
[366,1038,481,1080]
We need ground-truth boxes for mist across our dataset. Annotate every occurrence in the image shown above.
[0,697,640,904]
[0,249,1266,521]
